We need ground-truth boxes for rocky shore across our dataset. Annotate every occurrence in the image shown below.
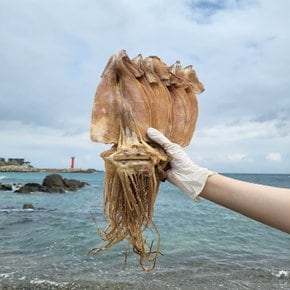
[0,165,96,173]
[0,173,89,193]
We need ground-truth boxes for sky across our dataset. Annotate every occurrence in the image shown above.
[0,0,290,173]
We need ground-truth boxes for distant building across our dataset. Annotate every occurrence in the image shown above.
[8,158,25,165]
[0,158,31,166]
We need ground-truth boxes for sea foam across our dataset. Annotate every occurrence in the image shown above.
[273,270,289,278]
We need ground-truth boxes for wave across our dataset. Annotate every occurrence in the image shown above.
[0,207,49,213]
[0,175,7,180]
[0,272,15,279]
[272,270,289,278]
[0,208,35,213]
[30,278,69,287]
[0,274,69,288]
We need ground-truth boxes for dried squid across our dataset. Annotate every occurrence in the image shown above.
[90,50,204,271]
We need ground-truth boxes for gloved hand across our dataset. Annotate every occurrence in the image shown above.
[147,127,216,200]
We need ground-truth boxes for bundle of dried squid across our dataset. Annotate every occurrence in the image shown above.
[90,50,204,271]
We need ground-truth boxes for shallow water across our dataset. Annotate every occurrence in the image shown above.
[0,172,289,289]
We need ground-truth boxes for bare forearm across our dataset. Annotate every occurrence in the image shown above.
[200,174,290,234]
[146,128,290,233]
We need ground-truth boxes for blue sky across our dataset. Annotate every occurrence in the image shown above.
[0,0,290,173]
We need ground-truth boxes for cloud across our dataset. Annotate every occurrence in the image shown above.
[266,152,282,162]
[0,0,290,172]
[187,117,290,172]
[226,153,247,162]
[0,120,109,169]
[197,119,280,140]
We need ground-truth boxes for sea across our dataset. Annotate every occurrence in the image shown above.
[0,172,289,289]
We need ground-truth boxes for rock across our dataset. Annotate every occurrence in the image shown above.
[23,203,34,209]
[43,174,66,188]
[0,183,13,191]
[16,183,44,194]
[14,173,89,194]
[0,165,37,172]
[63,178,88,191]
[46,186,66,193]
[0,165,97,173]
[42,174,88,191]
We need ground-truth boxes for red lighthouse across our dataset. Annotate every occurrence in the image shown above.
[70,157,75,169]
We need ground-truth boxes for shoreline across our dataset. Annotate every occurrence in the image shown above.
[0,165,97,173]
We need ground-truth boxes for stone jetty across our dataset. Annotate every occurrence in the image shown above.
[0,165,96,173]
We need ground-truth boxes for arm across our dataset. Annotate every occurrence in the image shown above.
[200,174,290,234]
[147,128,290,234]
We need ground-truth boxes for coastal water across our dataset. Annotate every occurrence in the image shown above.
[0,172,289,289]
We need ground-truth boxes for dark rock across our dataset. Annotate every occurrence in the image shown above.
[14,173,88,194]
[42,174,65,188]
[63,178,88,191]
[0,183,13,191]
[46,186,66,193]
[16,183,44,194]
[23,203,34,209]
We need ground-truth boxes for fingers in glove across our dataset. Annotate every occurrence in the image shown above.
[147,128,171,147]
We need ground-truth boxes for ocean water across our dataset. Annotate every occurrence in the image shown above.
[0,172,289,289]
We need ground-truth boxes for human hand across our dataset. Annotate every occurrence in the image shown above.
[147,128,215,200]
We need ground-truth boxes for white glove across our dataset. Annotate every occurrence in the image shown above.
[147,127,215,200]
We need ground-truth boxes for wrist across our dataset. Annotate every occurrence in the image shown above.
[192,169,216,200]
[168,166,216,201]
[199,173,220,200]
